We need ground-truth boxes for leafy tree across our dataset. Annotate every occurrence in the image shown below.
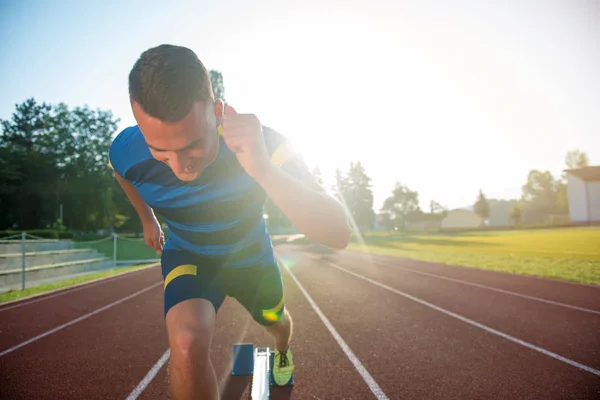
[429,201,445,215]
[556,182,569,214]
[487,198,519,226]
[333,168,349,201]
[510,206,522,226]
[0,98,120,231]
[565,149,589,170]
[380,182,420,230]
[473,189,490,221]
[520,170,561,223]
[344,161,375,231]
[209,70,226,102]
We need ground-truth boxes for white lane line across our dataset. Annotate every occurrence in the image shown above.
[0,282,162,357]
[284,266,389,400]
[325,261,600,378]
[0,264,159,312]
[125,349,171,400]
[344,249,600,289]
[374,262,600,315]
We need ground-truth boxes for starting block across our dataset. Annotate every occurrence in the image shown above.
[232,343,294,399]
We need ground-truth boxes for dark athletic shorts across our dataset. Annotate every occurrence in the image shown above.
[160,247,285,326]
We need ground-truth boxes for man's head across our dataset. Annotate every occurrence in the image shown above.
[129,44,223,181]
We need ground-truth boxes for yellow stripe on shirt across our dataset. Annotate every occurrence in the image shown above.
[271,141,295,167]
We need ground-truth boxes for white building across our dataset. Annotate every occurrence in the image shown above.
[441,209,484,229]
[565,166,600,224]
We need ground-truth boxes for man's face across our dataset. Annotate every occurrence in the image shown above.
[132,100,222,181]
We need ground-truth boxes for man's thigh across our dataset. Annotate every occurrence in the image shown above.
[161,248,227,318]
[225,257,286,326]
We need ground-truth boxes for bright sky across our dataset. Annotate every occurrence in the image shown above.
[1,0,599,211]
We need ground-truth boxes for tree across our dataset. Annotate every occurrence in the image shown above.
[565,149,589,170]
[556,182,569,214]
[509,206,522,226]
[209,70,226,103]
[310,166,324,186]
[333,168,349,201]
[1,98,61,229]
[520,170,562,223]
[0,98,120,231]
[473,189,490,221]
[429,201,444,215]
[487,198,519,226]
[380,182,420,230]
[344,161,375,231]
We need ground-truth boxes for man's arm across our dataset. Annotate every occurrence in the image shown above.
[113,172,165,253]
[114,172,156,223]
[255,165,351,249]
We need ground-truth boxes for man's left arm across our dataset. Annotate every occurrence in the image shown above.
[256,162,351,249]
[220,106,351,249]
[256,128,351,249]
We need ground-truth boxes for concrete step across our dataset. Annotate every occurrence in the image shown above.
[0,240,74,255]
[0,249,104,270]
[0,257,113,292]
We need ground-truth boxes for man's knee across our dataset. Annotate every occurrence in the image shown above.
[166,299,216,371]
[170,326,212,367]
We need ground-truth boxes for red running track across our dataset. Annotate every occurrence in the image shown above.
[0,243,599,399]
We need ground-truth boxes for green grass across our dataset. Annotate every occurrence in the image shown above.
[347,227,600,285]
[73,237,160,262]
[0,263,157,304]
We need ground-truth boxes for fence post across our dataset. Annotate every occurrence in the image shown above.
[113,233,117,269]
[21,231,26,290]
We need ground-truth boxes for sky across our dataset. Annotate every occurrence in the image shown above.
[1,0,599,211]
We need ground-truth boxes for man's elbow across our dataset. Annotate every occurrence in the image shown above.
[326,224,352,249]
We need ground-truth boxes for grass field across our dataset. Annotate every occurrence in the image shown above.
[73,236,161,262]
[346,227,600,285]
[0,263,157,304]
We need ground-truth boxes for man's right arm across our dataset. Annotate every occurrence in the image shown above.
[113,171,165,253]
[113,172,156,223]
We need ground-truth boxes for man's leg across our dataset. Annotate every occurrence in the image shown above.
[226,257,295,386]
[161,248,226,400]
[263,307,293,352]
[166,299,219,400]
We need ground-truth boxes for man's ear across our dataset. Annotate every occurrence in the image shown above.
[213,98,225,124]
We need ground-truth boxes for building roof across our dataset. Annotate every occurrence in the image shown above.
[565,166,600,182]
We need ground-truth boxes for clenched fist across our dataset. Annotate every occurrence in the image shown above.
[220,105,272,180]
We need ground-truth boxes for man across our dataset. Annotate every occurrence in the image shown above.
[109,44,351,400]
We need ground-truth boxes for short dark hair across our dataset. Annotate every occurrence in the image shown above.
[129,44,214,122]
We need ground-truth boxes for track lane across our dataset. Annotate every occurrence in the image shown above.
[339,247,600,309]
[276,247,600,400]
[0,284,167,400]
[0,264,160,312]
[4,242,598,399]
[0,266,162,352]
[139,258,387,399]
[297,246,600,370]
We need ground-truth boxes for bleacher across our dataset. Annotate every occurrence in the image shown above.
[0,236,112,293]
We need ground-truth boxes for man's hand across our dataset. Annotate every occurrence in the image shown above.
[143,218,165,254]
[221,105,272,180]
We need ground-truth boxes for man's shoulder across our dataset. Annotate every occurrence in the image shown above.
[262,125,289,154]
[108,125,149,176]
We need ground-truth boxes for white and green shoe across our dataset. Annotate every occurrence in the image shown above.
[272,346,295,386]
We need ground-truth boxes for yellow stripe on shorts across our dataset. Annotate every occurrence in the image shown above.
[164,264,197,289]
[262,295,285,322]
